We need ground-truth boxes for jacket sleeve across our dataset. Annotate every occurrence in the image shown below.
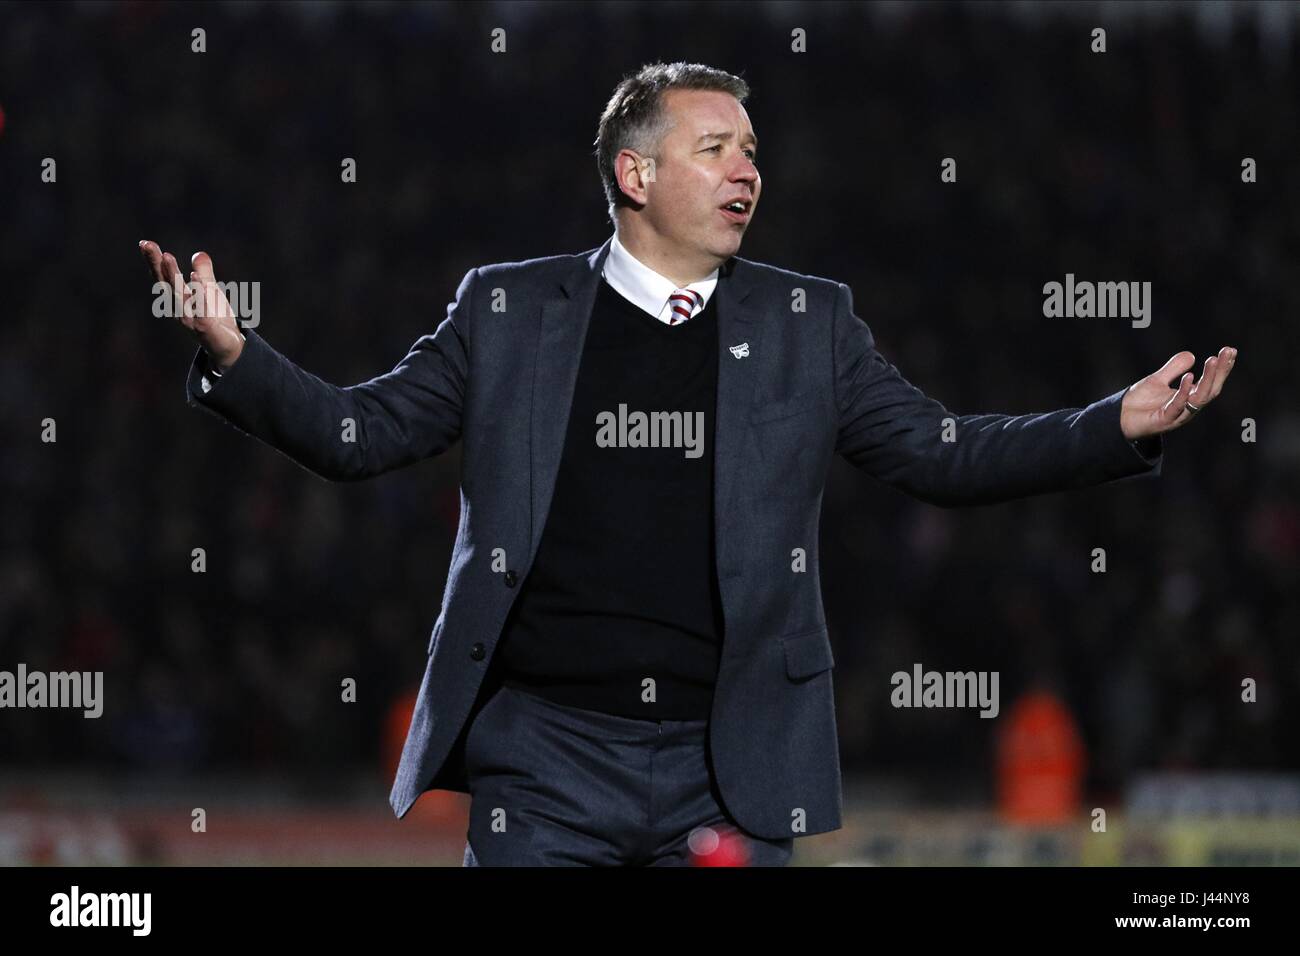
[184,266,476,482]
[832,281,1162,507]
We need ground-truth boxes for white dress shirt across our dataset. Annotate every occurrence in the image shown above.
[601,232,718,325]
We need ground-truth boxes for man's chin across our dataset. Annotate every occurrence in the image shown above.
[709,234,745,261]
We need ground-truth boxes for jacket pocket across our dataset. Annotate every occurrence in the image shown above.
[780,625,835,680]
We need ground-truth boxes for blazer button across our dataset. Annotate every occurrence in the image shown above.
[469,642,486,661]
[504,570,518,587]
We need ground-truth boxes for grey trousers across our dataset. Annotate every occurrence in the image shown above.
[461,683,794,866]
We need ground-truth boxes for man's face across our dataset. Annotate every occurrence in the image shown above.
[637,88,761,264]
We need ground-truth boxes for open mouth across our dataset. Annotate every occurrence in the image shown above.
[720,199,752,223]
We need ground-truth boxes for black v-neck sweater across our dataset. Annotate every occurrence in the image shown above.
[496,278,724,720]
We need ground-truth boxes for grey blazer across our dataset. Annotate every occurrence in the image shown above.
[185,234,1162,840]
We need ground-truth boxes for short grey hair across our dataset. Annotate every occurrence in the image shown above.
[594,62,750,224]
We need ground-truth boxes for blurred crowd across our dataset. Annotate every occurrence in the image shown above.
[1,1,1296,803]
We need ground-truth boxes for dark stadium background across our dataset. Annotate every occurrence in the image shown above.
[1,0,1297,865]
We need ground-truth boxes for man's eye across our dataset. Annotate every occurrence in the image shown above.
[705,143,757,163]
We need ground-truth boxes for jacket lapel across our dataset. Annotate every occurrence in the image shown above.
[528,238,610,556]
[711,256,762,513]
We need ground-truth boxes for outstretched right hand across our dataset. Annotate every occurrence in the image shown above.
[139,240,245,372]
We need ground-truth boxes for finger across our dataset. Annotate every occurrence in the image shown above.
[1161,371,1194,425]
[143,238,172,291]
[1188,354,1220,407]
[190,270,224,323]
[190,267,237,325]
[1208,347,1237,400]
[188,271,204,321]
[189,253,223,324]
[140,240,170,290]
[162,252,193,328]
[1152,351,1196,390]
[161,252,181,305]
[191,250,216,284]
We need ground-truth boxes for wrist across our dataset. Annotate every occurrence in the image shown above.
[209,332,246,375]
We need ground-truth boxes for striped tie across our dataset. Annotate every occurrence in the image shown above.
[666,287,705,326]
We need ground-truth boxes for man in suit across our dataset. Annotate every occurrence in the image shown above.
[139,61,1236,866]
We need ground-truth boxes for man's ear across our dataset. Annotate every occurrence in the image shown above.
[616,149,655,206]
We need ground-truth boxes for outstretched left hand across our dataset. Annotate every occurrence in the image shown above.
[1120,347,1237,440]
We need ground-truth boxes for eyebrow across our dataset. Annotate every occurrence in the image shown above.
[696,131,758,152]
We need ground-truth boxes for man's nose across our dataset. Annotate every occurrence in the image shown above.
[730,158,759,186]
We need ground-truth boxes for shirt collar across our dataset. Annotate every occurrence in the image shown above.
[602,232,719,324]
